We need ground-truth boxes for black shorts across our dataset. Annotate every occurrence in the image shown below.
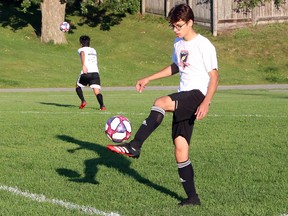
[169,90,205,144]
[77,72,101,89]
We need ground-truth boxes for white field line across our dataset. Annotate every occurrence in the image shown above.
[0,185,120,216]
[1,109,288,119]
[210,114,288,118]
[1,111,287,118]
[0,84,288,92]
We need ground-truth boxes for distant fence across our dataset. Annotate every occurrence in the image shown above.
[140,0,288,35]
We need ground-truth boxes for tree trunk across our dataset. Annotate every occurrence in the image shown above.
[40,0,67,44]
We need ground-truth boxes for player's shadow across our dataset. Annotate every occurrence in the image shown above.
[56,135,182,201]
[39,102,76,108]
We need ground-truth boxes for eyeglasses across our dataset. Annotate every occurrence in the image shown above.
[169,22,187,31]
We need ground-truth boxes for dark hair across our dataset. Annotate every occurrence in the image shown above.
[167,4,194,24]
[79,35,90,47]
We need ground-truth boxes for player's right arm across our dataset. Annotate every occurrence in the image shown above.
[80,51,88,74]
[136,63,178,93]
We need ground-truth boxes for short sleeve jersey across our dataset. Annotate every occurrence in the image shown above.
[78,47,99,74]
[172,34,218,95]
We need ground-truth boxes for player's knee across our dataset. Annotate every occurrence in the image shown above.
[154,96,167,107]
[175,151,189,163]
[173,136,189,161]
[93,89,100,95]
[153,100,161,107]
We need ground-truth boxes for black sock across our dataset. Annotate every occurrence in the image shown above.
[76,87,85,102]
[96,94,104,107]
[130,106,165,149]
[177,160,197,198]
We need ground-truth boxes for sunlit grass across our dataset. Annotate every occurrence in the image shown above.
[0,89,287,215]
[0,3,288,88]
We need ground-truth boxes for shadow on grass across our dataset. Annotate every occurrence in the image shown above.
[0,3,41,36]
[39,102,101,110]
[39,102,76,108]
[56,134,182,201]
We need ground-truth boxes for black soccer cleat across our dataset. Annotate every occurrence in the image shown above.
[178,196,201,206]
[107,143,140,158]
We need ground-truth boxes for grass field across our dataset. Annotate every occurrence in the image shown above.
[0,2,287,216]
[0,88,287,216]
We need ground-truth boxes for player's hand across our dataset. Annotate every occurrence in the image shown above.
[82,65,88,74]
[195,101,210,121]
[136,78,149,93]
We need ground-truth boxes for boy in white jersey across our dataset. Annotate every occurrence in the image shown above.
[76,35,106,110]
[107,4,218,206]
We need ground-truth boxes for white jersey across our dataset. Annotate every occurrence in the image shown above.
[78,47,99,74]
[172,34,218,95]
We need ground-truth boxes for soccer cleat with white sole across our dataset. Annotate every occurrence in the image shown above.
[107,143,140,158]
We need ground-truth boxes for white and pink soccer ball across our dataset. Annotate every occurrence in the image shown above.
[60,21,70,32]
[105,116,132,143]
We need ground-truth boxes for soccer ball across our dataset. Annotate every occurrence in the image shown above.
[60,21,70,32]
[105,116,132,143]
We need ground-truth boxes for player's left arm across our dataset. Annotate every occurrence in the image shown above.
[195,69,219,120]
[136,63,177,93]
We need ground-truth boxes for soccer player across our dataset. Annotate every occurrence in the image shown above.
[76,35,106,110]
[107,4,218,206]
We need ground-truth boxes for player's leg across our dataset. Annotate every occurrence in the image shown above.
[76,85,85,102]
[76,74,88,109]
[174,134,200,206]
[131,95,175,147]
[90,73,106,110]
[171,90,205,206]
[107,95,175,158]
[91,87,106,110]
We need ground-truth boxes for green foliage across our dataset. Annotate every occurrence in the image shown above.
[79,0,140,30]
[80,0,139,15]
[20,0,67,12]
[20,0,31,10]
[234,0,285,13]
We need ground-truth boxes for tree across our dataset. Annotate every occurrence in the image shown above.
[21,0,67,44]
[40,0,67,44]
[234,0,285,13]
